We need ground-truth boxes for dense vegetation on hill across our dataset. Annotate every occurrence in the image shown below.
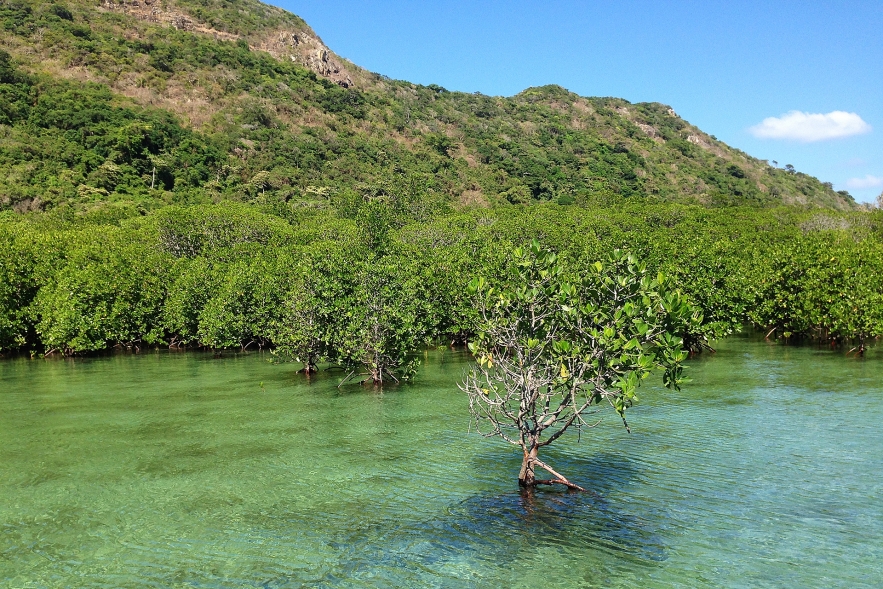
[0,0,856,214]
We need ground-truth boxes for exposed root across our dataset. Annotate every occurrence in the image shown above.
[533,478,588,492]
[846,344,866,357]
[339,367,399,387]
[530,458,588,492]
[338,369,358,388]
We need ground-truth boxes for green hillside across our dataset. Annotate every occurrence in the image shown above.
[0,0,856,215]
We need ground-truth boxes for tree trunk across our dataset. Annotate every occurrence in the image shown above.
[518,443,587,491]
[518,445,538,487]
[303,352,317,374]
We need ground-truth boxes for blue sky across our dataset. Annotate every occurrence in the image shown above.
[276,1,883,203]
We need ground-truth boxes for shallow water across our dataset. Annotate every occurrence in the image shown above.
[1,337,882,588]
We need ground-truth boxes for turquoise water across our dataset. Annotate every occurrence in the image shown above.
[1,337,882,588]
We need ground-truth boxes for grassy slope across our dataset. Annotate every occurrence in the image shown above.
[0,0,856,215]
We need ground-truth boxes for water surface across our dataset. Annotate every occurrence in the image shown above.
[1,337,882,587]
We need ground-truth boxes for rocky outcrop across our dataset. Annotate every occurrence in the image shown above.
[636,122,664,143]
[100,1,355,87]
[687,134,712,150]
[100,0,238,39]
[256,30,354,88]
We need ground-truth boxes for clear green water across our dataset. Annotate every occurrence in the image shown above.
[2,337,882,588]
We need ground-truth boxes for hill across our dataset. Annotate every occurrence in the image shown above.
[0,0,856,215]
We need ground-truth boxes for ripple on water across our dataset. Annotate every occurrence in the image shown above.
[1,342,883,588]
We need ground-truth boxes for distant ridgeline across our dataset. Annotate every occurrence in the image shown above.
[0,0,856,213]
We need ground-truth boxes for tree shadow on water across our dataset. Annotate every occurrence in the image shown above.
[344,454,662,578]
[443,452,668,563]
[257,453,667,588]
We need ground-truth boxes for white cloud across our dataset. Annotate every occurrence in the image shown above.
[845,175,883,190]
[749,111,871,142]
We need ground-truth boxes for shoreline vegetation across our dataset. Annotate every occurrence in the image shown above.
[3,202,883,372]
